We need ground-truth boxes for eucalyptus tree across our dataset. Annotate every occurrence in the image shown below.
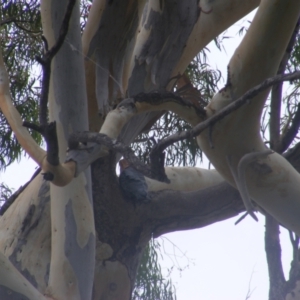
[0,0,300,300]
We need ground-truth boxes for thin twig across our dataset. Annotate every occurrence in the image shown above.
[234,212,248,225]
[0,17,15,26]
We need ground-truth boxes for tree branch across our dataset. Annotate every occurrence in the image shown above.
[270,17,300,151]
[279,103,300,153]
[37,0,76,126]
[283,142,300,173]
[133,91,206,118]
[142,182,244,238]
[23,121,59,166]
[151,71,300,158]
[0,48,46,167]
[268,21,300,296]
[265,214,286,300]
[67,73,300,184]
[286,231,300,293]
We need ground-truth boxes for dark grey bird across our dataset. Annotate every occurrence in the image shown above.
[119,159,151,205]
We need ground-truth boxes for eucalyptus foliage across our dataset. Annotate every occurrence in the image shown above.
[0,0,42,168]
[133,239,176,300]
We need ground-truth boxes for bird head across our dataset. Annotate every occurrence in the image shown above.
[119,159,130,172]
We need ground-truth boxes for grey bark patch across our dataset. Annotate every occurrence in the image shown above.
[87,0,140,114]
[64,199,95,300]
[21,181,50,237]
[123,1,200,145]
[129,0,200,91]
[51,0,89,137]
[8,181,50,289]
[21,205,36,234]
[8,247,38,289]
[0,285,30,300]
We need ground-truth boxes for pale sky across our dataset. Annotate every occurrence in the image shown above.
[0,9,295,300]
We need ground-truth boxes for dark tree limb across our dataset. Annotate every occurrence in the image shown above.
[36,0,76,126]
[23,121,59,166]
[265,214,286,300]
[286,231,300,294]
[270,18,300,152]
[23,121,59,181]
[0,17,15,26]
[284,142,300,173]
[132,91,206,117]
[0,18,39,32]
[269,82,282,151]
[150,71,300,158]
[267,22,300,299]
[18,0,76,182]
[279,103,300,153]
